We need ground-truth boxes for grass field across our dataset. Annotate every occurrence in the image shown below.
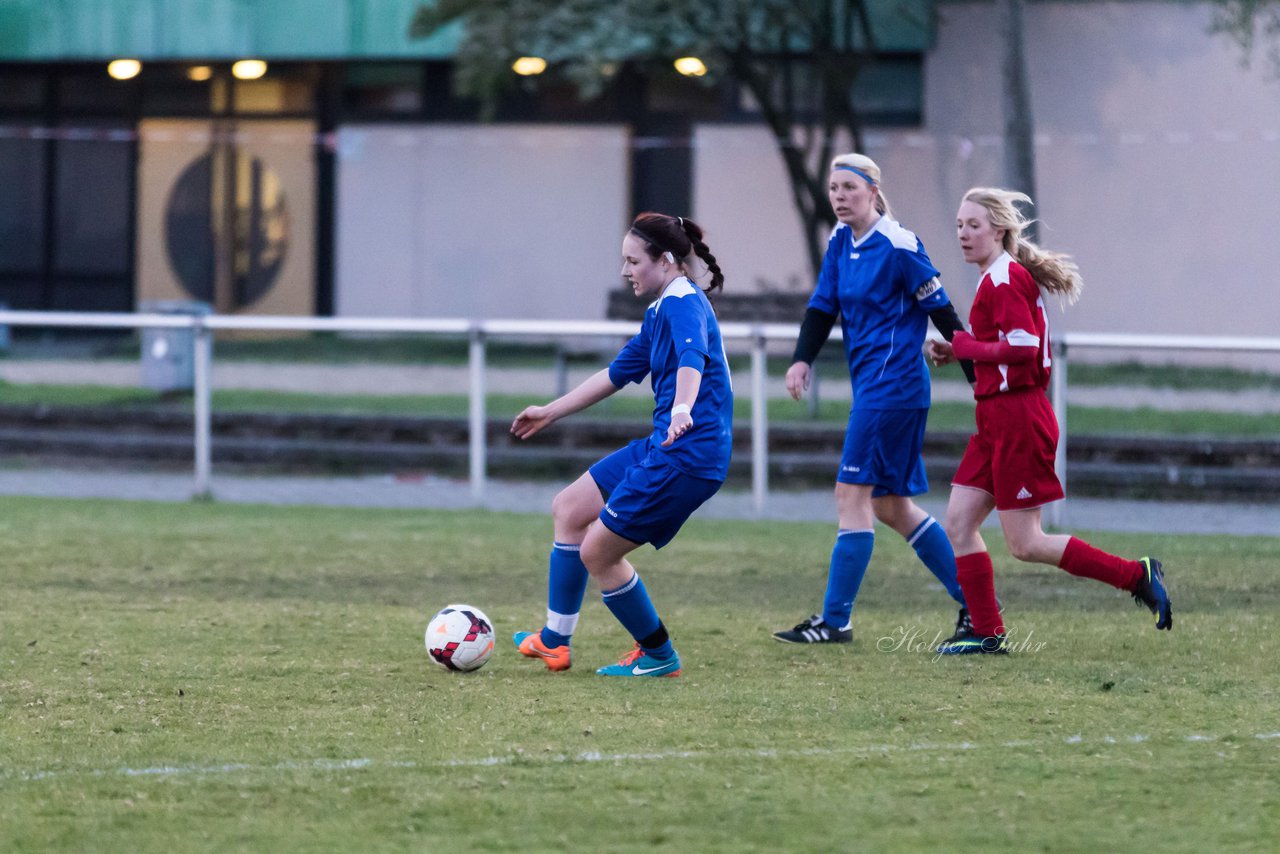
[2,496,1278,851]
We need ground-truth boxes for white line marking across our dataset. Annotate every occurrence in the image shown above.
[4,732,1278,785]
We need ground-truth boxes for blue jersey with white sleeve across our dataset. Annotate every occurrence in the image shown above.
[808,216,950,410]
[607,277,734,481]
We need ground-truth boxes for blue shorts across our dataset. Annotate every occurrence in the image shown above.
[588,438,723,549]
[837,408,929,497]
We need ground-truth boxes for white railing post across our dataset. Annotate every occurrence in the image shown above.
[751,329,769,516]
[469,323,487,503]
[1049,337,1068,529]
[0,310,1277,514]
[192,318,213,499]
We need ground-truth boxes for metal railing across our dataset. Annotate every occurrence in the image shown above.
[2,310,1278,521]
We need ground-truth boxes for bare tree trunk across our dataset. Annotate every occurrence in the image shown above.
[729,54,830,280]
[997,0,1038,240]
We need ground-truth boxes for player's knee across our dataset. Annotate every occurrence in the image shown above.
[947,525,980,553]
[578,536,614,578]
[943,510,977,543]
[1005,534,1046,563]
[578,539,602,573]
[551,485,593,529]
[871,502,901,528]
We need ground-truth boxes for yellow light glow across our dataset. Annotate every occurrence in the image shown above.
[187,65,213,82]
[674,56,707,77]
[232,59,268,80]
[511,56,547,76]
[107,59,141,80]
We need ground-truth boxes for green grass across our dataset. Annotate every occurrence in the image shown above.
[1,496,1277,851]
[3,381,1276,437]
[1064,360,1280,391]
[5,331,569,367]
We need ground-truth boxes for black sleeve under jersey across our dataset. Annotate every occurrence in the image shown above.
[792,307,838,365]
[927,303,977,384]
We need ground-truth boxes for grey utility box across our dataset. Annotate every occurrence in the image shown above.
[140,300,211,392]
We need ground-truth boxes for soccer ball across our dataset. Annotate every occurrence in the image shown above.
[425,604,495,672]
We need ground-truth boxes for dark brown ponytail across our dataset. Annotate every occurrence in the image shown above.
[629,212,725,296]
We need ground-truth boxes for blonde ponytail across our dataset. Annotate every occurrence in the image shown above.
[962,187,1082,304]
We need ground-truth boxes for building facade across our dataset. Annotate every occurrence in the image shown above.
[1,1,1276,352]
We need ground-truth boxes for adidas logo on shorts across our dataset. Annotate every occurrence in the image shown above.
[1016,487,1033,499]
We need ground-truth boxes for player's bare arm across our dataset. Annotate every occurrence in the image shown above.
[511,369,620,440]
[661,365,702,447]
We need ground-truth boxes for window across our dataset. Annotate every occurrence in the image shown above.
[343,63,424,115]
[54,129,133,275]
[735,54,924,126]
[0,135,46,271]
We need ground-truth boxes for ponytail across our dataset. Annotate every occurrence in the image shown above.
[676,217,725,297]
[630,212,725,297]
[962,188,1083,305]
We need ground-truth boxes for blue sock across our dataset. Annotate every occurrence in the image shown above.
[907,517,965,605]
[821,530,874,629]
[539,542,589,648]
[601,572,673,660]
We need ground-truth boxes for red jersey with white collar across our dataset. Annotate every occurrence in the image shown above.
[965,252,1051,398]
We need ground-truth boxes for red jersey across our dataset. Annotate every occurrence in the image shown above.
[966,253,1052,398]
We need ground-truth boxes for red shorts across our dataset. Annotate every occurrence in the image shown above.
[952,389,1064,511]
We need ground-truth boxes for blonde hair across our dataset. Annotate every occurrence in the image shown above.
[830,153,893,219]
[961,187,1082,304]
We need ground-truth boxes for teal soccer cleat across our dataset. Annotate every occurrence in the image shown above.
[1133,556,1173,631]
[595,644,682,677]
[936,629,1008,656]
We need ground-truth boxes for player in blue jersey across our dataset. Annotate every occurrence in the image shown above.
[510,212,733,677]
[772,153,978,646]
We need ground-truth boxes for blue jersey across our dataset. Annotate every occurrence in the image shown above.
[808,217,951,410]
[607,277,734,481]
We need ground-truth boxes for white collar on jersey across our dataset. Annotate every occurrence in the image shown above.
[851,214,922,252]
[980,251,1015,286]
[654,276,698,309]
[849,213,885,248]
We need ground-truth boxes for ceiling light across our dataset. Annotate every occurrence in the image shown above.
[512,57,547,76]
[107,59,141,80]
[232,60,268,80]
[674,56,707,77]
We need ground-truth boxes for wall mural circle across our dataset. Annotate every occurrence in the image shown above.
[164,149,289,309]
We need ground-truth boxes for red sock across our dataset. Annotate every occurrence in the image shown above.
[956,551,1004,636]
[1058,537,1142,591]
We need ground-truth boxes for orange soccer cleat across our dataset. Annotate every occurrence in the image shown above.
[513,630,573,672]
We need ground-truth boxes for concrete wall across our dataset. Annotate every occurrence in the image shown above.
[921,0,1280,341]
[692,1,1280,360]
[334,124,630,320]
[333,2,1279,364]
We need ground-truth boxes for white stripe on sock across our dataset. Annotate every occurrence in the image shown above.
[602,572,639,599]
[906,516,936,547]
[546,609,580,636]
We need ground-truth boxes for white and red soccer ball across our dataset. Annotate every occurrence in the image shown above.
[425,604,495,672]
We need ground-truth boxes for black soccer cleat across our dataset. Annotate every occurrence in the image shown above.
[1133,556,1173,631]
[936,628,1008,656]
[772,614,852,644]
[946,598,1003,643]
[945,607,973,643]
